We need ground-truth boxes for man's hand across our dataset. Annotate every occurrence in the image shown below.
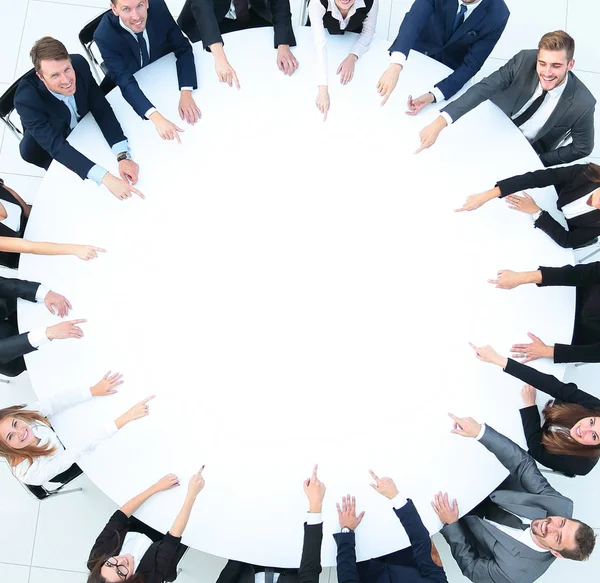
[154,474,180,492]
[71,245,106,261]
[187,466,206,498]
[431,492,459,525]
[316,86,330,121]
[505,192,540,214]
[448,413,481,438]
[91,371,124,396]
[44,290,71,317]
[303,464,326,512]
[416,116,448,154]
[46,318,87,340]
[522,384,537,407]
[277,45,298,76]
[102,173,144,200]
[149,112,184,144]
[215,56,240,89]
[336,494,365,530]
[406,92,434,116]
[337,54,357,85]
[468,342,507,368]
[179,90,202,125]
[377,64,402,106]
[118,159,139,185]
[369,470,399,499]
[511,332,554,363]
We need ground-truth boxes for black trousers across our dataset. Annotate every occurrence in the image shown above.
[0,321,26,377]
[20,133,51,171]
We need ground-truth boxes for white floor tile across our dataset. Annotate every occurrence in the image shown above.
[0,370,36,408]
[34,0,107,7]
[30,566,88,583]
[176,548,227,583]
[387,0,416,45]
[567,0,600,73]
[0,563,30,583]
[31,474,117,572]
[0,0,29,84]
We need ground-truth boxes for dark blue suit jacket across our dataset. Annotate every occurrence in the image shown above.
[334,500,448,583]
[94,0,198,119]
[389,0,509,100]
[14,54,127,180]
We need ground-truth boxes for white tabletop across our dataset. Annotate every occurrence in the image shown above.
[18,27,575,567]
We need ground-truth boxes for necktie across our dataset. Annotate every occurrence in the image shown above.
[513,90,549,127]
[64,95,79,130]
[485,501,528,531]
[233,0,250,28]
[452,3,467,33]
[135,32,150,67]
[264,568,275,583]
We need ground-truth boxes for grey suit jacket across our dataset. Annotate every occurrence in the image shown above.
[442,49,596,167]
[441,425,573,583]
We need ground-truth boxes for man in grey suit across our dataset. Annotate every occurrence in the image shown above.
[416,30,595,167]
[431,413,595,583]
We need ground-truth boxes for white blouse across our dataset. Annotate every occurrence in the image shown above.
[0,199,22,232]
[561,189,599,220]
[12,387,118,486]
[121,532,154,572]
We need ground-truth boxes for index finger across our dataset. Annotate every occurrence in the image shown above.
[447,412,460,423]
[68,319,87,324]
[93,247,107,253]
[141,394,156,404]
[233,71,241,90]
[198,464,205,475]
[131,187,145,199]
[311,464,318,481]
[368,469,379,482]
[468,342,477,352]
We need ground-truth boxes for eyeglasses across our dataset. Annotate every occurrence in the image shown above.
[105,558,129,580]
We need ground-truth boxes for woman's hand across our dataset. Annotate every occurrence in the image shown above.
[91,371,124,396]
[154,474,180,492]
[316,86,330,121]
[187,466,206,498]
[468,343,508,368]
[521,385,537,407]
[511,332,554,363]
[116,395,156,428]
[455,191,495,213]
[505,192,541,214]
[71,245,106,261]
[337,55,357,85]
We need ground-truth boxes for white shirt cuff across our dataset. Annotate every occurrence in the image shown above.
[180,87,193,92]
[390,52,406,66]
[35,284,50,303]
[28,328,51,348]
[475,423,487,441]
[532,210,542,222]
[145,107,157,119]
[430,86,445,104]
[440,111,454,126]
[390,493,408,509]
[306,512,323,525]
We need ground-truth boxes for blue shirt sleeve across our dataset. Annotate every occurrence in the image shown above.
[87,164,109,185]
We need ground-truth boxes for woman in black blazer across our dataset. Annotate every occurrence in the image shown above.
[457,163,600,249]
[87,469,205,583]
[470,343,600,476]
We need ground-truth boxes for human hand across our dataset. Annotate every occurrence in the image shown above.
[102,173,145,200]
[179,90,202,125]
[46,318,86,340]
[316,86,330,121]
[91,371,124,396]
[336,494,365,531]
[154,473,180,492]
[505,192,540,214]
[455,192,492,213]
[187,466,206,498]
[448,413,481,438]
[521,384,537,407]
[277,45,298,76]
[406,92,434,116]
[488,270,527,289]
[215,56,240,89]
[70,245,106,261]
[377,64,402,106]
[303,464,326,512]
[431,491,458,525]
[118,159,139,185]
[337,54,357,85]
[468,342,507,368]
[511,332,554,363]
[124,395,156,423]
[44,290,71,317]
[416,116,447,154]
[368,469,399,499]
[149,112,184,144]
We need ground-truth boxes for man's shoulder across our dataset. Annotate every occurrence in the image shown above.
[94,11,123,41]
[486,0,510,19]
[569,72,597,106]
[70,53,91,73]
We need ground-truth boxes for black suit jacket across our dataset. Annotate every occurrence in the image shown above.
[496,164,600,249]
[442,49,596,166]
[14,54,127,180]
[504,358,599,476]
[216,522,322,583]
[177,0,296,48]
[0,184,28,269]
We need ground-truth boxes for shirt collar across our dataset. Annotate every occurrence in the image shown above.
[546,74,569,99]
[48,88,71,103]
[119,17,144,38]
[329,0,366,21]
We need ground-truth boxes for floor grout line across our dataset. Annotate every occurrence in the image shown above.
[29,565,90,575]
[30,0,106,7]
[27,501,41,583]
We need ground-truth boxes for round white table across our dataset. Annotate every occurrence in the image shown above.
[19,27,575,567]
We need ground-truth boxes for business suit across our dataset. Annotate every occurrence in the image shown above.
[442,49,596,166]
[389,0,509,100]
[94,0,198,119]
[14,54,127,180]
[0,183,28,269]
[216,522,322,583]
[0,276,43,377]
[495,164,600,249]
[177,0,296,49]
[502,357,599,476]
[334,499,448,583]
[441,425,572,583]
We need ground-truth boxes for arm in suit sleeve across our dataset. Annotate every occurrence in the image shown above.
[162,3,198,88]
[494,164,581,198]
[298,522,323,583]
[387,0,435,56]
[215,560,246,583]
[0,333,36,364]
[554,341,600,364]
[0,276,40,302]
[504,358,600,408]
[332,531,361,583]
[539,262,600,288]
[190,0,224,49]
[533,211,600,249]
[268,0,297,48]
[87,510,130,569]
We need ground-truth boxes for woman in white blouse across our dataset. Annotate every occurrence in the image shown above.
[0,372,155,485]
[308,0,379,119]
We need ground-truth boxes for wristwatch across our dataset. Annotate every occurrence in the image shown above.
[341,527,353,534]
[428,91,437,104]
[117,151,132,162]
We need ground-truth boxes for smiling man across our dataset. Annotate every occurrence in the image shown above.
[416,30,596,166]
[431,415,596,583]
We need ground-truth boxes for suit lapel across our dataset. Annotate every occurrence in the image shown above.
[109,12,143,66]
[445,0,459,39]
[446,0,487,44]
[534,73,575,143]
[489,491,547,521]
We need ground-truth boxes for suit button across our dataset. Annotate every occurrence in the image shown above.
[425,51,429,56]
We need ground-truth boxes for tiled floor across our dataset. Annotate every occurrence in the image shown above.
[1,1,600,583]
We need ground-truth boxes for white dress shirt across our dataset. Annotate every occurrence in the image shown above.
[562,190,599,220]
[390,0,483,102]
[26,284,52,350]
[0,199,22,232]
[309,0,379,86]
[121,531,154,572]
[12,387,118,485]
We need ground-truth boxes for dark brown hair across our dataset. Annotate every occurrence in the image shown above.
[30,36,70,74]
[560,519,596,561]
[584,163,600,183]
[541,400,600,458]
[0,405,55,466]
[538,30,575,62]
[87,547,145,583]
